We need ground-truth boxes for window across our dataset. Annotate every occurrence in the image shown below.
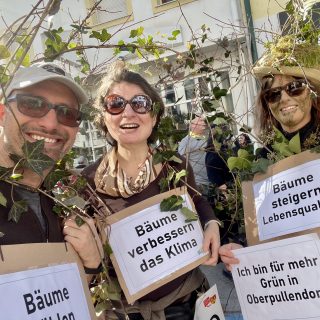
[158,0,175,4]
[152,0,196,14]
[161,71,234,118]
[88,0,133,28]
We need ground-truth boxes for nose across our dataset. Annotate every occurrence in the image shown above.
[37,109,60,130]
[122,102,135,116]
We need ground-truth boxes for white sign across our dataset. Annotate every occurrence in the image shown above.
[253,159,320,240]
[108,194,207,296]
[231,234,320,320]
[0,263,91,320]
[194,284,225,320]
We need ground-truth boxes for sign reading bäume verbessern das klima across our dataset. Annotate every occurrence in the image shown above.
[107,190,208,303]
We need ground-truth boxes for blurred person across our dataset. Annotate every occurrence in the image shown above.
[178,116,210,196]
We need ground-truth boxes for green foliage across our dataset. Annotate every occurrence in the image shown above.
[0,192,7,207]
[180,206,198,222]
[90,29,112,42]
[0,45,10,59]
[22,140,55,176]
[8,199,28,222]
[160,195,184,211]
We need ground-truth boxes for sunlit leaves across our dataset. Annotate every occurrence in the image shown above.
[0,45,10,59]
[8,199,28,222]
[129,26,144,38]
[90,29,112,42]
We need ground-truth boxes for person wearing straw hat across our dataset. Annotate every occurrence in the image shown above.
[219,35,320,270]
[253,36,320,154]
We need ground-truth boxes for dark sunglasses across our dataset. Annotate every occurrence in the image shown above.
[7,94,82,127]
[263,80,308,104]
[103,94,153,115]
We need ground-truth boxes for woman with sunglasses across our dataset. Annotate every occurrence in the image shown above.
[82,62,220,320]
[219,37,320,271]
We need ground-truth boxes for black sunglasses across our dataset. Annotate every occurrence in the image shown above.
[103,94,152,115]
[7,94,82,127]
[263,80,308,104]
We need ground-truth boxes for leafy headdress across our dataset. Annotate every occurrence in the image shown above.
[253,35,320,89]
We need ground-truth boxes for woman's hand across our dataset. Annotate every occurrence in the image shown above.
[219,243,242,271]
[63,216,101,269]
[202,221,220,266]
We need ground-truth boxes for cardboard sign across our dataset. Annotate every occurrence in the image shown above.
[106,188,209,303]
[243,151,320,245]
[194,284,225,320]
[231,233,320,320]
[0,243,96,320]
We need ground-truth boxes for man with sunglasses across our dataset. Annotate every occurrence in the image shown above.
[0,62,101,275]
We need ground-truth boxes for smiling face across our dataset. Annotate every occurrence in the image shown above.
[267,75,312,132]
[103,81,156,148]
[0,80,79,162]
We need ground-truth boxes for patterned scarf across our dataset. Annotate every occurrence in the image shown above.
[94,147,158,198]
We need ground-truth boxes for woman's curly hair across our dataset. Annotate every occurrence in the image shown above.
[93,61,165,146]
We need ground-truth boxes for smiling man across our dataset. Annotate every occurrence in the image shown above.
[0,63,101,275]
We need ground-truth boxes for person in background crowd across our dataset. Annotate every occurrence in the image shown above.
[232,133,252,156]
[82,61,220,320]
[0,62,101,278]
[178,116,210,196]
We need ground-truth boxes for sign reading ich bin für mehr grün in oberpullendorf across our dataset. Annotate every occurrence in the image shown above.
[0,263,91,320]
[253,158,320,241]
[231,233,320,320]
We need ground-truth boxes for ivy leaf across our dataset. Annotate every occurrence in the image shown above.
[251,158,273,175]
[44,169,70,190]
[8,200,28,223]
[75,215,85,227]
[212,87,228,100]
[10,173,23,181]
[174,169,187,186]
[104,242,113,256]
[227,156,251,171]
[22,140,55,176]
[212,117,227,126]
[237,149,250,159]
[95,301,112,315]
[63,195,87,210]
[107,277,122,300]
[180,206,198,222]
[168,155,182,163]
[288,132,301,154]
[0,192,7,207]
[0,165,11,180]
[129,26,144,38]
[160,195,184,211]
[272,141,294,157]
[90,29,111,42]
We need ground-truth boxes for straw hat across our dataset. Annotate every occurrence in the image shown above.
[252,36,320,89]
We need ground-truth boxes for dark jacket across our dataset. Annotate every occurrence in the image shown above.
[82,155,216,301]
[0,181,64,245]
